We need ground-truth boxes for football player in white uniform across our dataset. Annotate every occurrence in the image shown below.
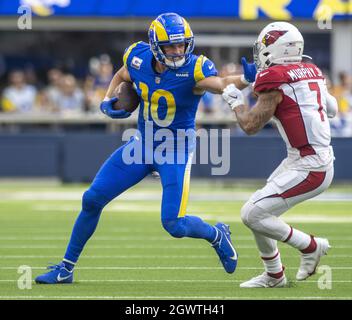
[222,21,338,288]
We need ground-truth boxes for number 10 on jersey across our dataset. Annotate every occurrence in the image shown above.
[139,81,176,127]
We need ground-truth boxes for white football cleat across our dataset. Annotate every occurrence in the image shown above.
[240,272,287,288]
[296,237,330,281]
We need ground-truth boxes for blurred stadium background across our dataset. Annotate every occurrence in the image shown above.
[0,0,352,300]
[0,0,351,181]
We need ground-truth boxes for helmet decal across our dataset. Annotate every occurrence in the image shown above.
[262,30,288,47]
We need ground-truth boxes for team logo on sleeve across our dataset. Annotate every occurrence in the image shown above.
[262,30,288,47]
[131,57,143,70]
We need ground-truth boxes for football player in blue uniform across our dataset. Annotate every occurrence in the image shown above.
[35,12,256,284]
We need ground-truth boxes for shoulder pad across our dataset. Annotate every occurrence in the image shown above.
[254,66,284,92]
[123,41,144,67]
[194,55,217,82]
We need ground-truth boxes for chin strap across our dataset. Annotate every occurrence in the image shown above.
[302,54,312,60]
[164,57,186,69]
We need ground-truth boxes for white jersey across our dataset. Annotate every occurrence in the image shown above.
[254,63,334,170]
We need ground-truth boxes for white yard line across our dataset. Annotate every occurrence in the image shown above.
[0,279,350,283]
[0,236,175,241]
[1,254,352,259]
[1,244,351,249]
[0,236,352,242]
[1,266,352,270]
[1,190,351,202]
[3,204,352,223]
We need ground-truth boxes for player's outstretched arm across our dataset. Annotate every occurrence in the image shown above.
[196,75,248,93]
[196,57,257,94]
[222,84,282,135]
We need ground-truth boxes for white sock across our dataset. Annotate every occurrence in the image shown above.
[261,250,284,277]
[211,227,220,244]
[284,226,311,250]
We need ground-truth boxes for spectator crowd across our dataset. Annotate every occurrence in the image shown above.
[0,54,114,116]
[1,55,352,136]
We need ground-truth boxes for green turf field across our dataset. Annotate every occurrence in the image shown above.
[0,180,351,300]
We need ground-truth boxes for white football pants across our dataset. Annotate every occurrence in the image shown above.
[241,156,334,256]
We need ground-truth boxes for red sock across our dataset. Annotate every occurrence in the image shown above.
[267,266,285,279]
[300,235,317,254]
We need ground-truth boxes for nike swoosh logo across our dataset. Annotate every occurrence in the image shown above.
[260,71,269,77]
[223,234,238,260]
[57,273,72,282]
[208,65,214,70]
[229,95,238,99]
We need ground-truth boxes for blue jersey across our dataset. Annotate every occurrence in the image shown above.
[123,41,218,139]
[59,42,223,271]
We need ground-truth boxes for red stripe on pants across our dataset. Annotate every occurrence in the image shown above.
[280,171,326,199]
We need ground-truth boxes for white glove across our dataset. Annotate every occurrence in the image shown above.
[222,84,245,110]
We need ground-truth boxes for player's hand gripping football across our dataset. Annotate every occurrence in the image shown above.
[222,84,245,110]
[100,97,131,119]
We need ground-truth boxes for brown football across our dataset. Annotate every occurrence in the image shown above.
[113,81,140,113]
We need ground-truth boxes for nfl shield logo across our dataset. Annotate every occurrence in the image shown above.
[155,77,161,84]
